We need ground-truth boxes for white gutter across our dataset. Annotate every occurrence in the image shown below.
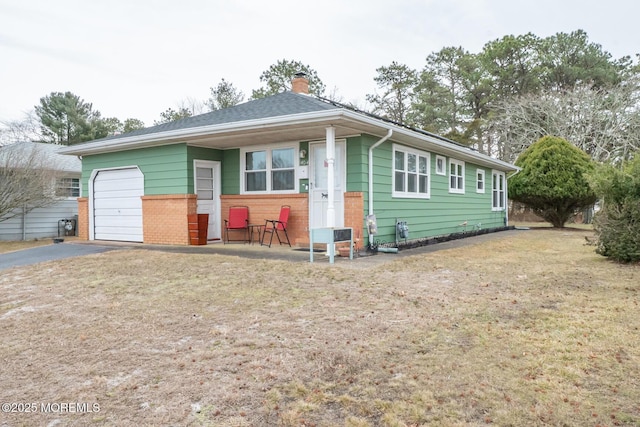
[506,168,521,179]
[368,129,393,215]
[340,110,517,172]
[57,110,348,156]
[58,108,517,172]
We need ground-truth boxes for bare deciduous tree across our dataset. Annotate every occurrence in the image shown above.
[0,142,62,222]
[489,79,640,163]
[0,111,43,146]
[177,97,208,116]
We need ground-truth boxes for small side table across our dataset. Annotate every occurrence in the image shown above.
[247,224,264,245]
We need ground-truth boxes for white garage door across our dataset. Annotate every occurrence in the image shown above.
[93,168,144,242]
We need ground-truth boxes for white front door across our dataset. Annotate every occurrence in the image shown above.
[309,140,345,229]
[194,160,221,240]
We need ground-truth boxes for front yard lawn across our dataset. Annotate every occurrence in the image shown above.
[1,229,638,426]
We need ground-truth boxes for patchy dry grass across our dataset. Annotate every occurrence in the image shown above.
[0,239,53,254]
[1,229,639,426]
[511,220,594,231]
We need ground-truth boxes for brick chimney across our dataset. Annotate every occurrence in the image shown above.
[291,72,309,94]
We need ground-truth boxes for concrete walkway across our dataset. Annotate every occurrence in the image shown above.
[79,228,526,267]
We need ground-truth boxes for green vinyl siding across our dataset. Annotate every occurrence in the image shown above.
[359,135,508,245]
[79,135,508,246]
[82,144,222,196]
[81,144,189,196]
[345,135,371,193]
[221,149,240,194]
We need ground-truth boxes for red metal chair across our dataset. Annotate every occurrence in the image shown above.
[224,206,249,244]
[261,205,291,247]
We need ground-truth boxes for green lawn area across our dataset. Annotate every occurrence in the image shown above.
[0,228,638,426]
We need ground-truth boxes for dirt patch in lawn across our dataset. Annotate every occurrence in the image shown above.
[1,229,639,426]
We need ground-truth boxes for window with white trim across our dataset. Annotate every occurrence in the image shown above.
[393,145,430,198]
[476,169,485,193]
[492,170,506,210]
[449,159,465,193]
[243,146,296,193]
[55,177,80,198]
[435,155,446,175]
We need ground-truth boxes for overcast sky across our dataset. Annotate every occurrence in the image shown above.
[1,0,638,127]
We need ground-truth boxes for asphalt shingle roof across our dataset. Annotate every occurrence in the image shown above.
[102,91,339,142]
[57,89,518,171]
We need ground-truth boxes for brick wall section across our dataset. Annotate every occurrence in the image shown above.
[344,192,365,250]
[220,192,364,247]
[80,192,364,247]
[76,197,89,240]
[141,194,197,245]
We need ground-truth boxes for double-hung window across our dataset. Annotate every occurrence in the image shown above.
[271,148,295,191]
[243,146,296,193]
[476,169,485,193]
[435,155,446,175]
[393,145,430,198]
[55,177,80,198]
[492,170,506,210]
[449,159,465,194]
[245,150,267,191]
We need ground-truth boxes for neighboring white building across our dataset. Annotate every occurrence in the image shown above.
[0,142,81,241]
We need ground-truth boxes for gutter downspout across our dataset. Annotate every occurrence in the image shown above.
[366,129,393,250]
[368,129,393,215]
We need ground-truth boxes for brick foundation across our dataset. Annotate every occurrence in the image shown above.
[344,192,365,251]
[77,197,89,240]
[80,192,365,247]
[141,194,197,245]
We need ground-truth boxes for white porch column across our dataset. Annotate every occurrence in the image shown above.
[325,126,336,227]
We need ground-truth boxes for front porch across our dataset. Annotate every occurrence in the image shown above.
[220,192,364,247]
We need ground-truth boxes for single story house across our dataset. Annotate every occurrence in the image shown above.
[1,141,80,240]
[59,75,518,248]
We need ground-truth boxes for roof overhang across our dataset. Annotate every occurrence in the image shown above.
[58,109,518,172]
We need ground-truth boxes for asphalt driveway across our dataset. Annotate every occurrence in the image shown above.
[0,242,118,271]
